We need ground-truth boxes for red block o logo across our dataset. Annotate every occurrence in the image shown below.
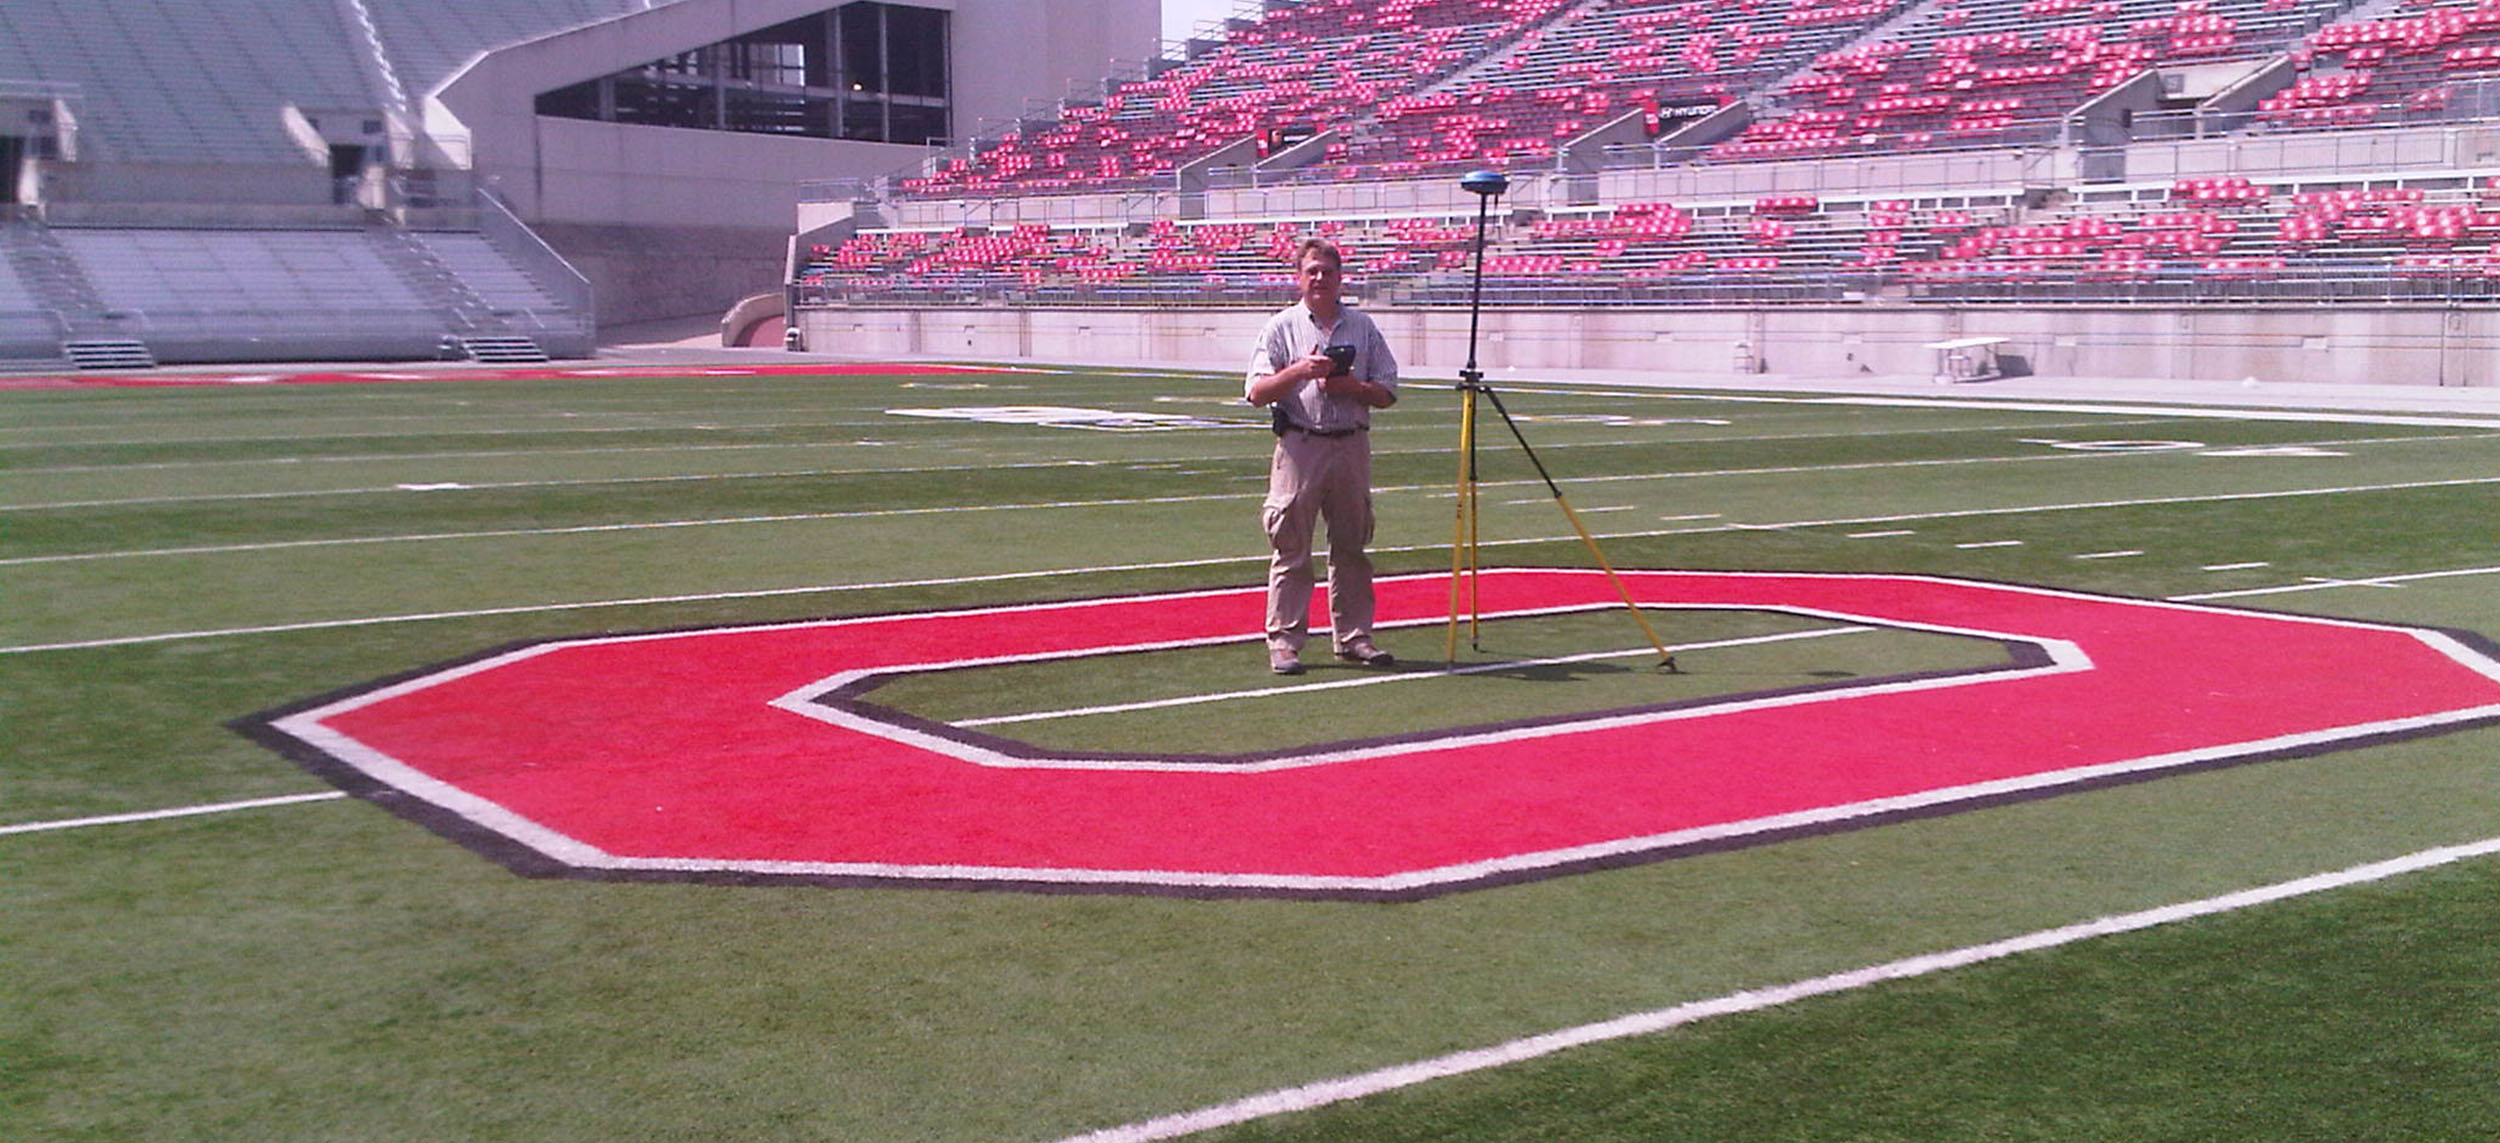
[237,570,2500,900]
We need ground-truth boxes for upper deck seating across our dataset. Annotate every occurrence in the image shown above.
[2255,0,2500,130]
[0,0,374,163]
[900,0,1554,197]
[1330,0,1916,177]
[1712,0,2350,160]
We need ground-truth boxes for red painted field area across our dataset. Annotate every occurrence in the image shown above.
[243,569,2500,899]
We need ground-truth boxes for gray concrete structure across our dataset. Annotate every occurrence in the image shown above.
[1,0,1158,357]
[431,0,1158,323]
[792,302,2500,389]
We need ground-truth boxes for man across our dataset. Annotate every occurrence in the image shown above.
[1244,237,1399,676]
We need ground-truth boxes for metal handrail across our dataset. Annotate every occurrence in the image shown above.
[471,185,594,336]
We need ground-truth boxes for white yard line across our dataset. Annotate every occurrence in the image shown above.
[1492,384,2500,426]
[1718,474,2500,532]
[0,441,1605,512]
[2172,564,2500,601]
[19,444,2500,569]
[0,554,1267,654]
[1047,833,2500,1143]
[0,465,1198,513]
[2,407,890,436]
[0,448,2125,544]
[13,491,2500,655]
[0,436,2079,512]
[8,438,970,474]
[956,627,1868,728]
[0,792,348,837]
[1,416,2192,477]
[1798,396,2500,430]
[0,417,887,449]
[11,425,2486,512]
[0,494,1252,566]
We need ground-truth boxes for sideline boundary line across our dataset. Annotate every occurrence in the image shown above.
[0,791,348,837]
[1048,833,2500,1143]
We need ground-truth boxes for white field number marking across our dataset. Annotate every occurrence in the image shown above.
[2025,438,2351,458]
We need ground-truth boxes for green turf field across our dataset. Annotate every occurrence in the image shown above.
[7,364,2499,1141]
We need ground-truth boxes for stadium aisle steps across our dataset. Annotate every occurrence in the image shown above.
[456,335,550,363]
[61,338,158,369]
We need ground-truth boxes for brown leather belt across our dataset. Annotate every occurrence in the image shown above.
[1270,404,1366,438]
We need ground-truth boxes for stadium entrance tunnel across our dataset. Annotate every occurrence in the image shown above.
[236,570,2500,901]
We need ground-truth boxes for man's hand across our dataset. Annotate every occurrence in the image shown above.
[1320,371,1394,408]
[1246,353,1337,406]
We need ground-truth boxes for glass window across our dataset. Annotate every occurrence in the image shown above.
[532,5,948,144]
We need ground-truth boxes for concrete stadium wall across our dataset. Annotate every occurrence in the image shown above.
[38,162,333,206]
[533,221,789,328]
[950,0,1161,145]
[2118,121,2500,184]
[440,0,1159,232]
[431,0,1155,324]
[520,118,930,233]
[795,303,2500,388]
[1598,150,2042,203]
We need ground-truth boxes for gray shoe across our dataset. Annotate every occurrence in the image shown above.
[1269,648,1304,675]
[1334,638,1394,667]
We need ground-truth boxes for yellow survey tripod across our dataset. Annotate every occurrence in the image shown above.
[1443,169,1676,671]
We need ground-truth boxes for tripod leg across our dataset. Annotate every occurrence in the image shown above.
[1467,430,1483,651]
[1444,386,1477,664]
[1478,385,1679,672]
[1554,496,1677,672]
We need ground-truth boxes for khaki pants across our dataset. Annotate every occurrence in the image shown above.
[1262,429,1374,653]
